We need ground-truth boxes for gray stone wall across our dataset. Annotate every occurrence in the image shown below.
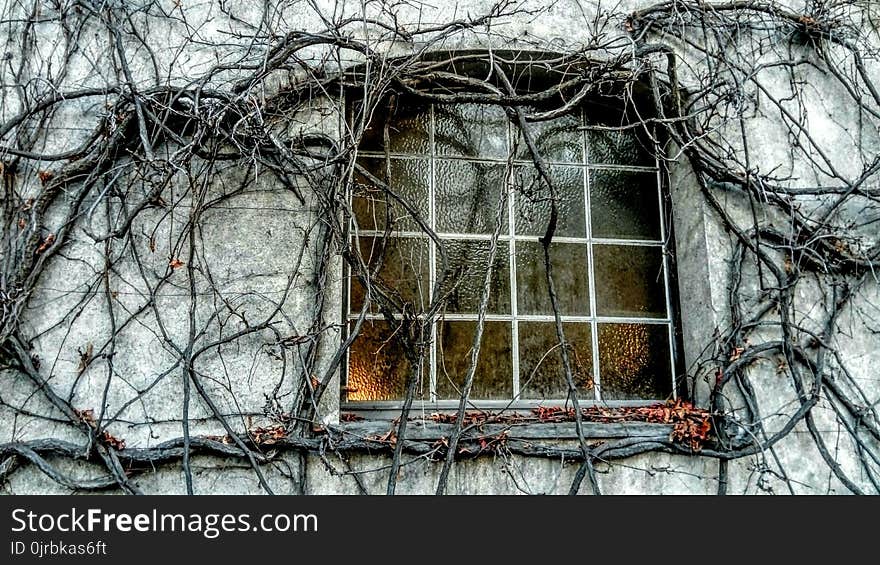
[2,0,879,494]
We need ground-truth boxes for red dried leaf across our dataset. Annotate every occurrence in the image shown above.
[35,233,55,254]
[101,431,126,450]
[729,346,745,361]
[248,425,287,445]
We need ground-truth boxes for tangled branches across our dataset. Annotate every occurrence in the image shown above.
[0,0,879,495]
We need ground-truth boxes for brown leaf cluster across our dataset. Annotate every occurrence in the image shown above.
[571,399,713,451]
[429,412,496,426]
[74,408,127,450]
[248,425,287,445]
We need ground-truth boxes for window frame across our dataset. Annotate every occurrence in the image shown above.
[339,52,688,415]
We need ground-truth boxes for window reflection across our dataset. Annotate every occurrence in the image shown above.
[353,158,430,232]
[346,92,677,403]
[519,321,593,399]
[435,104,508,158]
[436,321,513,399]
[598,323,672,400]
[347,321,421,401]
[435,160,507,234]
[593,244,666,318]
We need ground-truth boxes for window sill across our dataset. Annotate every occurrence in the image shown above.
[332,398,712,443]
[332,417,674,441]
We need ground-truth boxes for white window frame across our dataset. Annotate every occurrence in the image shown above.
[341,95,687,412]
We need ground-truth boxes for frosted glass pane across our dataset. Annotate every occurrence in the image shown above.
[437,240,510,314]
[587,128,655,167]
[514,166,586,238]
[519,322,593,399]
[516,241,590,316]
[354,100,431,154]
[436,321,513,399]
[435,104,508,158]
[593,244,666,318]
[435,160,507,234]
[349,236,430,313]
[353,158,429,231]
[514,111,583,163]
[598,323,672,400]
[590,170,661,240]
[347,321,426,401]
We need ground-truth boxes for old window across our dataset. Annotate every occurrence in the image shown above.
[343,53,684,408]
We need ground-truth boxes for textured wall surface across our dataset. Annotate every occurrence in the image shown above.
[2,0,879,495]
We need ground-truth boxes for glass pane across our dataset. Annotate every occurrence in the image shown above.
[436,321,513,400]
[590,170,661,240]
[519,322,593,399]
[587,127,655,167]
[514,111,583,163]
[349,236,430,313]
[514,166,586,238]
[435,160,507,234]
[598,323,672,400]
[437,240,511,314]
[347,321,427,401]
[516,241,590,316]
[353,98,431,155]
[593,244,666,318]
[435,104,508,158]
[353,158,429,231]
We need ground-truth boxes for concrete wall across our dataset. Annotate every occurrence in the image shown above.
[2,0,879,494]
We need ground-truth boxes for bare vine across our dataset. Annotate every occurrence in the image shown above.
[1,0,879,494]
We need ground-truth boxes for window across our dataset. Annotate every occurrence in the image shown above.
[343,53,684,407]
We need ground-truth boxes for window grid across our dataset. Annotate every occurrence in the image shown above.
[582,113,601,401]
[428,105,438,402]
[506,135,521,399]
[346,102,677,404]
[658,163,679,400]
[354,152,657,172]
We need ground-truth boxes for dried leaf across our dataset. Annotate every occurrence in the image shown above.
[101,431,126,450]
[169,258,184,269]
[35,233,55,254]
[248,425,287,445]
[729,346,745,361]
[77,343,94,374]
[75,408,96,427]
